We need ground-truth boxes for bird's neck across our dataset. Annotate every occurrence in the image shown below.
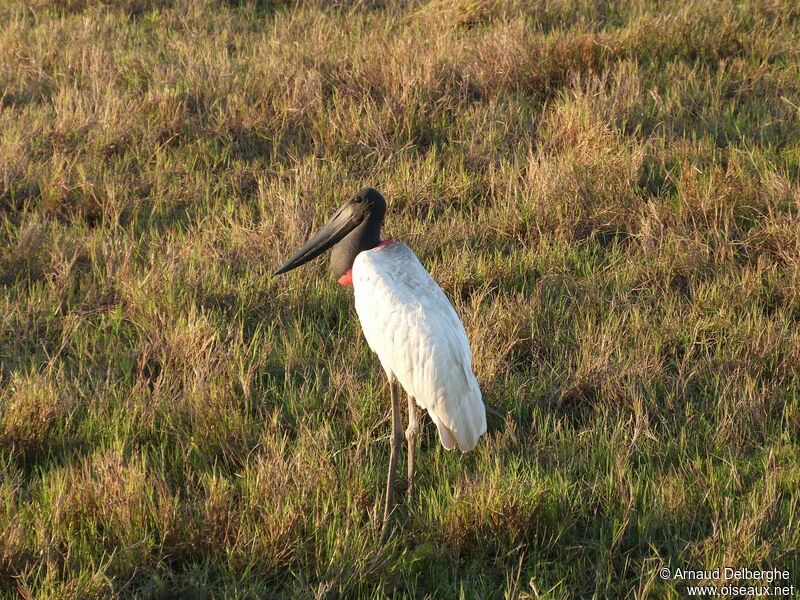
[331,212,383,283]
[336,240,396,286]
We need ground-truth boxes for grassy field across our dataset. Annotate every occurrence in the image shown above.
[1,0,799,597]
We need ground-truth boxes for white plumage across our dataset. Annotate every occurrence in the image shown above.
[352,243,487,452]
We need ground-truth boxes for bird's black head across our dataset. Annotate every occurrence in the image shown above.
[343,187,386,227]
[274,187,387,279]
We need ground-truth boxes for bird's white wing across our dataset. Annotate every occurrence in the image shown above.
[352,243,486,452]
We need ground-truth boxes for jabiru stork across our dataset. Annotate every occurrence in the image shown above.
[274,188,487,534]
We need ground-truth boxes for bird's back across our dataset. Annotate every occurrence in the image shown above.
[352,243,486,452]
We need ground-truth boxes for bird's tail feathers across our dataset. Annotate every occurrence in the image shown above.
[429,411,457,450]
[452,388,487,452]
[428,390,487,452]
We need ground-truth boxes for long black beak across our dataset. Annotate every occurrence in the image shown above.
[274,205,362,275]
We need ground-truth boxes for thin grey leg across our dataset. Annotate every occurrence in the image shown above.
[406,396,419,504]
[381,375,402,541]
